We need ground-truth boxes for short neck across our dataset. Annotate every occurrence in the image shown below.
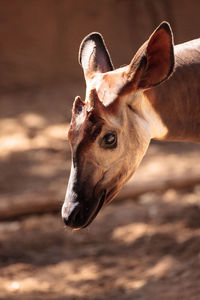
[145,39,200,143]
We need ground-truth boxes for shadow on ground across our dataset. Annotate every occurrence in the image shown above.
[0,86,200,300]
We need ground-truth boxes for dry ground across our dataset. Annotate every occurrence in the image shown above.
[0,87,200,300]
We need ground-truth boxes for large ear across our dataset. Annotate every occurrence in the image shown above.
[126,21,174,90]
[79,32,114,79]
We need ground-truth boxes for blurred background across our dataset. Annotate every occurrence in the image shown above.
[1,1,200,299]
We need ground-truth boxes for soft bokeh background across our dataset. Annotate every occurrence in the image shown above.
[1,1,200,299]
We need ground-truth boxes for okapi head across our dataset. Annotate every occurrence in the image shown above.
[62,22,175,229]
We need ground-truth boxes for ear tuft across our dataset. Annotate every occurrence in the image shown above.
[79,32,114,78]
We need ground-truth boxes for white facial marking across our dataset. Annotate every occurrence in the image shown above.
[85,67,127,108]
[62,164,79,219]
[62,201,78,219]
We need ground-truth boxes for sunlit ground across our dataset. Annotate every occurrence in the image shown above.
[0,193,200,300]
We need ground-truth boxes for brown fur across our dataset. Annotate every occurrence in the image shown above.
[62,22,200,229]
[145,39,200,142]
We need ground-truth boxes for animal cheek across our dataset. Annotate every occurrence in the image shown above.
[81,160,105,184]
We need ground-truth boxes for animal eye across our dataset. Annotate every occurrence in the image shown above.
[101,132,117,149]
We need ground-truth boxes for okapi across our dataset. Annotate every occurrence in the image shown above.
[62,22,200,229]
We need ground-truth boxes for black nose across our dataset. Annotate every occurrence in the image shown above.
[62,204,83,228]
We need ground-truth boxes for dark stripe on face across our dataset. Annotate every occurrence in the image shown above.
[76,122,103,157]
[72,111,105,167]
[83,110,104,142]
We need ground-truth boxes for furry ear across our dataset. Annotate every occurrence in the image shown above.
[126,21,175,90]
[79,32,114,79]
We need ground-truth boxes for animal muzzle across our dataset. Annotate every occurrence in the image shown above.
[61,189,106,229]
